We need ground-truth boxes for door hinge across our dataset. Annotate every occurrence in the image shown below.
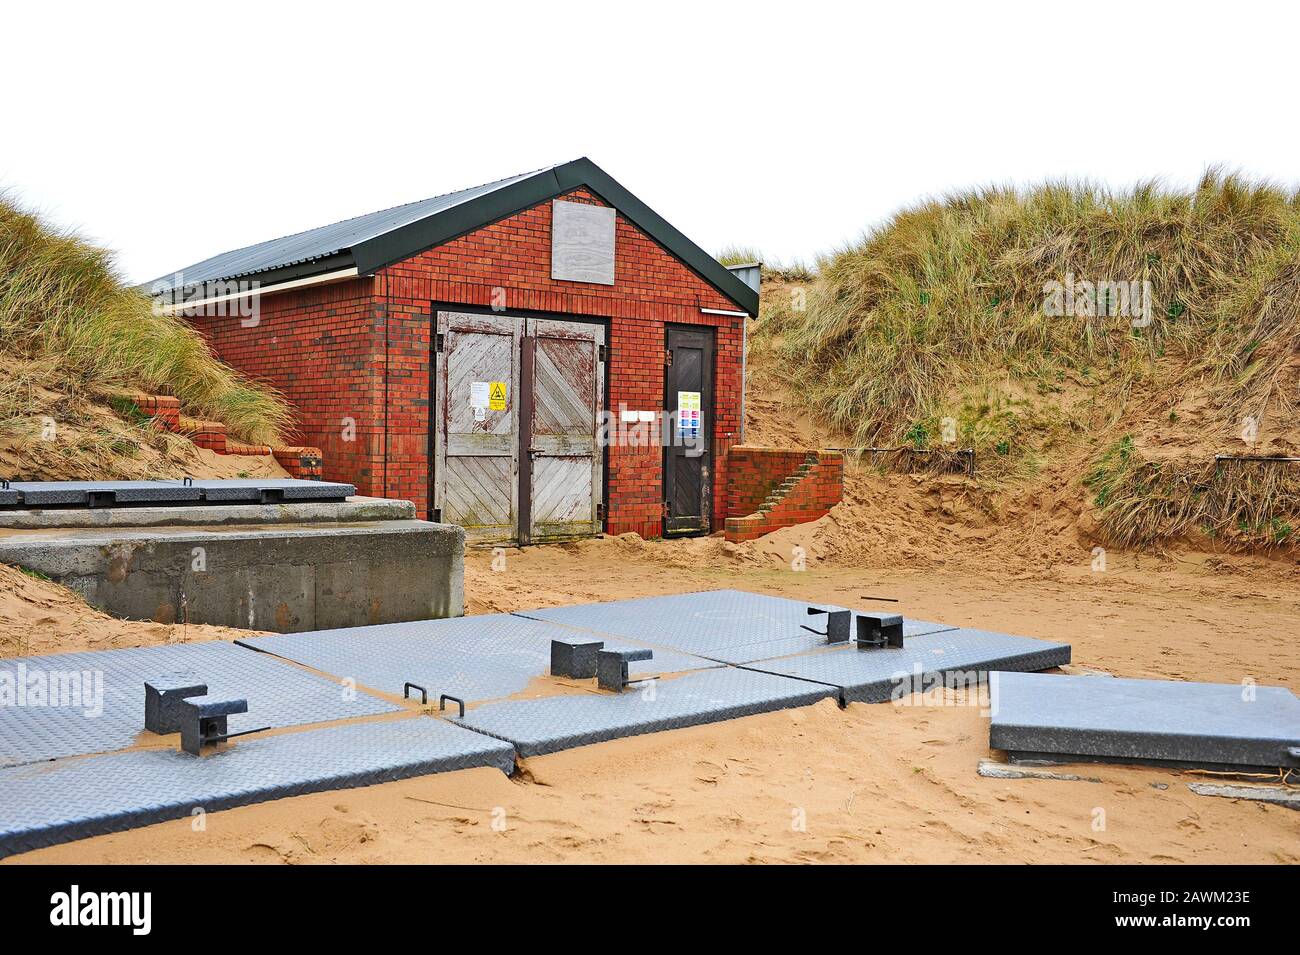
[432,507,442,522]
[596,502,606,521]
[598,344,607,363]
[435,333,445,353]
[664,349,673,367]
[662,501,670,517]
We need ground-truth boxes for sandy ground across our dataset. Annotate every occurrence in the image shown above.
[0,563,264,657]
[8,531,1298,865]
[3,341,1297,864]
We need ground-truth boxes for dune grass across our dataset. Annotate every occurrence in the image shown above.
[715,245,816,282]
[0,194,291,444]
[758,169,1300,546]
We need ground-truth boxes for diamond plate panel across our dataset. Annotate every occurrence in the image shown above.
[0,716,515,859]
[0,641,398,767]
[514,589,956,664]
[0,479,354,508]
[6,480,201,506]
[455,667,836,757]
[190,479,356,502]
[238,613,719,704]
[743,628,1071,703]
[990,671,1300,770]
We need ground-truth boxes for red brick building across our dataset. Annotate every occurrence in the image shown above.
[153,159,759,542]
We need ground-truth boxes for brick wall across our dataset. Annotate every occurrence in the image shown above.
[376,187,745,534]
[187,277,382,491]
[724,447,844,542]
[189,187,746,537]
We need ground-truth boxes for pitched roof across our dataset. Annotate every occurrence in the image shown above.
[147,158,758,315]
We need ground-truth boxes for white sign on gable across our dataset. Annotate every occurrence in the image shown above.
[551,200,616,285]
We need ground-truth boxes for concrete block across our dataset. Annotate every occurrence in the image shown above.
[0,496,415,530]
[0,519,464,631]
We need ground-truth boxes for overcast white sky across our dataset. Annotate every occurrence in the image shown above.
[4,0,1298,284]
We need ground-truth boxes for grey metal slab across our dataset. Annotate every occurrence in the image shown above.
[191,478,356,502]
[1,479,355,509]
[455,667,836,757]
[0,641,399,767]
[6,480,202,507]
[743,628,1071,703]
[515,589,956,665]
[989,672,1300,771]
[238,614,719,705]
[0,715,515,859]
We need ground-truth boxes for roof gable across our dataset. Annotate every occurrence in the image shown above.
[148,159,758,315]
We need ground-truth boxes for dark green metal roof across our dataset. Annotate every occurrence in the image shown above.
[148,158,758,316]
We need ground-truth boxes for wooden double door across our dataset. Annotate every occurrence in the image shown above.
[433,310,605,544]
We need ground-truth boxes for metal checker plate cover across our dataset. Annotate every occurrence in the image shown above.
[514,589,955,664]
[238,613,719,704]
[455,666,836,757]
[742,628,1071,703]
[7,480,202,506]
[193,479,356,501]
[0,641,398,767]
[989,671,1300,769]
[0,716,515,859]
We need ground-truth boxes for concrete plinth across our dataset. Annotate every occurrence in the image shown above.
[0,519,464,631]
[0,496,414,530]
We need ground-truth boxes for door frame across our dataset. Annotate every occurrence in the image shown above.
[428,301,611,539]
[662,323,717,536]
[430,309,522,541]
[518,317,606,545]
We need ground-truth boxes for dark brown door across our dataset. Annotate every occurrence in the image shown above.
[663,325,714,535]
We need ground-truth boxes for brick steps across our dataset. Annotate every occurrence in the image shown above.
[122,392,324,478]
[724,447,844,543]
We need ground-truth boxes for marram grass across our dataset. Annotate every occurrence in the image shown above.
[757,169,1300,547]
[0,194,291,444]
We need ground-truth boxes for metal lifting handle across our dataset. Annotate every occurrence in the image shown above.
[439,694,465,719]
[403,682,428,705]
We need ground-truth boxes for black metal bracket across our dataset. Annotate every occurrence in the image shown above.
[856,613,905,650]
[403,682,428,704]
[439,694,465,718]
[208,725,270,744]
[801,607,851,643]
[183,476,194,486]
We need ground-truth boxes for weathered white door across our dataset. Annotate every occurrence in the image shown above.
[433,310,520,542]
[521,318,605,543]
